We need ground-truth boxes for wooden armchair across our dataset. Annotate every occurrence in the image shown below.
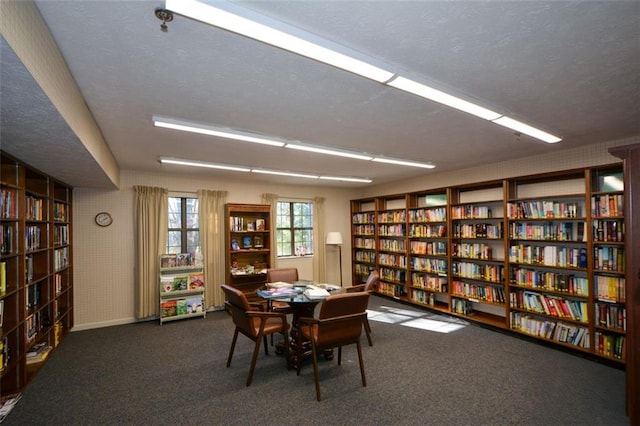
[346,270,379,346]
[297,292,370,401]
[221,285,290,386]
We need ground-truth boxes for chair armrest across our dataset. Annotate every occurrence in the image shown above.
[248,300,267,311]
[298,316,319,325]
[346,284,366,293]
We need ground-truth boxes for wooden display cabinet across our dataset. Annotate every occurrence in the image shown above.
[224,204,271,297]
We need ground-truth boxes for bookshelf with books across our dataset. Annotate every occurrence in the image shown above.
[0,151,74,397]
[350,198,377,285]
[407,191,449,312]
[375,195,408,298]
[159,253,205,324]
[351,164,630,364]
[589,165,626,362]
[608,143,639,425]
[224,204,271,297]
[506,171,592,353]
[450,182,507,328]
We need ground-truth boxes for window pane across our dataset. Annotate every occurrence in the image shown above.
[277,229,292,256]
[294,229,313,255]
[167,230,182,254]
[186,198,199,229]
[168,197,182,229]
[186,230,200,254]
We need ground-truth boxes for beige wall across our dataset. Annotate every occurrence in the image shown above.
[72,136,638,330]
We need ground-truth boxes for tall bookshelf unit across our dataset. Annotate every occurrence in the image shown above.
[407,190,448,311]
[350,164,628,364]
[0,151,73,398]
[224,204,272,297]
[375,195,408,298]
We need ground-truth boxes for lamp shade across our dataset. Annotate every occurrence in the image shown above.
[325,231,343,245]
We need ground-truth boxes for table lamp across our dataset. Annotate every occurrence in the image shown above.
[325,231,343,287]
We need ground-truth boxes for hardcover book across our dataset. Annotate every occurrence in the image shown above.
[189,273,205,289]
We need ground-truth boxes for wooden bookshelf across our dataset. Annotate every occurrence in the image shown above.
[224,204,271,297]
[609,143,639,426]
[0,151,73,398]
[350,164,628,364]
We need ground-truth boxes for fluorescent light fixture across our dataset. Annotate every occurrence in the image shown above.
[165,0,394,83]
[372,157,436,169]
[386,76,502,121]
[160,157,373,182]
[159,157,251,172]
[154,116,286,147]
[491,116,561,143]
[285,143,373,160]
[319,176,373,183]
[251,169,319,179]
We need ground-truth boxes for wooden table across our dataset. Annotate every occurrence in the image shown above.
[257,286,341,369]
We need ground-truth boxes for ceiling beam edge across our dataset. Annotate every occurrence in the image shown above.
[0,0,120,188]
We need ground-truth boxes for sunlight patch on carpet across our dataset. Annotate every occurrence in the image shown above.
[400,318,466,333]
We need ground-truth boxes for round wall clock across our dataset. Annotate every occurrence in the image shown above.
[95,212,113,227]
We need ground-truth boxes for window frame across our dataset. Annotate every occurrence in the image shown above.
[167,196,200,255]
[275,200,314,257]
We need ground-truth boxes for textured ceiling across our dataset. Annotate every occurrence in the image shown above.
[1,1,639,188]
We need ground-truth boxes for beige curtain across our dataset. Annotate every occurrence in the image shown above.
[261,193,279,268]
[198,189,228,309]
[134,185,168,319]
[313,197,326,282]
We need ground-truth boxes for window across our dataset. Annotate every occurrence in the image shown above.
[276,201,313,257]
[167,197,200,255]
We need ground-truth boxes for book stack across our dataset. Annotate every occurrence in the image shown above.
[26,343,53,364]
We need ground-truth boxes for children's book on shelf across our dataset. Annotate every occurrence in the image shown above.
[160,254,177,268]
[172,275,188,291]
[231,238,240,251]
[189,273,205,289]
[176,299,188,316]
[253,235,263,248]
[256,218,265,231]
[161,300,177,317]
[187,297,204,313]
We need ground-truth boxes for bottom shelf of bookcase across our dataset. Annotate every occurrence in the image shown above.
[160,311,206,324]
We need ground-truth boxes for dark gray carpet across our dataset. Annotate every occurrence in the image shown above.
[4,295,628,425]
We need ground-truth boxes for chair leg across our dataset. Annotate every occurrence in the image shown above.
[227,328,239,367]
[310,341,321,401]
[246,334,264,387]
[337,346,342,365]
[356,340,366,387]
[364,318,373,347]
[263,335,269,355]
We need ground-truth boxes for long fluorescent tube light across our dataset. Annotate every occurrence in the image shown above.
[372,158,436,169]
[165,1,560,144]
[159,157,251,172]
[154,116,286,147]
[386,76,502,121]
[491,116,562,143]
[320,176,373,183]
[285,143,373,160]
[251,169,319,179]
[165,0,394,83]
[160,157,373,182]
